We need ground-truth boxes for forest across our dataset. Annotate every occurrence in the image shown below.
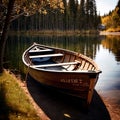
[9,0,101,31]
[0,0,101,73]
[102,0,120,32]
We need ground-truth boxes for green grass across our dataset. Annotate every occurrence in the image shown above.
[0,70,40,120]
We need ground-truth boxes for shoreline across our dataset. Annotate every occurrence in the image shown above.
[8,30,99,36]
[9,70,50,120]
[97,90,120,120]
[1,70,120,120]
[5,70,120,120]
[100,31,120,36]
[8,30,120,37]
[2,70,50,120]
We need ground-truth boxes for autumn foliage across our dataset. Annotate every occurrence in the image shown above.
[102,0,120,32]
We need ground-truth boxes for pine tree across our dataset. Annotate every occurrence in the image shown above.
[68,0,78,30]
[85,0,97,29]
[62,0,67,30]
[9,0,101,31]
[92,0,98,28]
[117,0,120,15]
[78,0,86,30]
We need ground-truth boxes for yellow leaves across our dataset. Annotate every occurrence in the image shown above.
[37,0,64,15]
[102,5,120,30]
[42,9,47,15]
[48,0,64,9]
[39,9,47,15]
[60,9,64,13]
[1,0,64,16]
[102,16,111,25]
[59,1,64,8]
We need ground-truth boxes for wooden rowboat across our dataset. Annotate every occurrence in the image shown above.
[22,43,101,105]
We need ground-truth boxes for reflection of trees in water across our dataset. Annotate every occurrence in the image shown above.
[28,35,101,60]
[4,35,101,73]
[101,36,120,62]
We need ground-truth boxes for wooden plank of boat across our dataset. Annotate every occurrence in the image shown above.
[22,43,102,106]
[29,48,53,53]
[29,53,63,59]
[31,61,79,68]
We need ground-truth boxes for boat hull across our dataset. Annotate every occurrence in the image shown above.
[28,67,99,105]
[22,43,101,105]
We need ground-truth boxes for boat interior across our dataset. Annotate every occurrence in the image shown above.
[27,45,96,72]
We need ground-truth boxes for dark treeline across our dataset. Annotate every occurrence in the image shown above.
[10,0,101,31]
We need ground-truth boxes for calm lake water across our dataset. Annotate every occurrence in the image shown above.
[5,34,120,106]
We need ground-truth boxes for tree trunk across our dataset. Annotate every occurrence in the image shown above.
[0,0,15,73]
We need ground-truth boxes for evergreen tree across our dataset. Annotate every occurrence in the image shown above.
[68,0,78,30]
[62,0,67,30]
[117,0,120,15]
[112,3,120,28]
[85,0,97,29]
[85,0,90,29]
[9,0,101,31]
[92,0,98,28]
[78,0,86,30]
[73,0,79,30]
[101,0,120,30]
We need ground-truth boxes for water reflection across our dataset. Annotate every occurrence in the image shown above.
[5,34,120,80]
[94,35,120,91]
[5,35,101,73]
[95,45,120,90]
[101,35,120,62]
[4,34,120,109]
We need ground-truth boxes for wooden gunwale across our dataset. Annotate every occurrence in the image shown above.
[23,43,101,73]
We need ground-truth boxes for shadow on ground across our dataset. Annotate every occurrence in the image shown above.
[26,75,111,120]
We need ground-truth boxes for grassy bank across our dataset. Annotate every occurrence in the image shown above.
[0,70,40,120]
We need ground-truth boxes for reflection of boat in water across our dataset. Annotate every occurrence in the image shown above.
[22,43,101,106]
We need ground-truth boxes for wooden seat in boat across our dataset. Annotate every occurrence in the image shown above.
[29,49,53,53]
[29,53,63,59]
[31,61,79,68]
